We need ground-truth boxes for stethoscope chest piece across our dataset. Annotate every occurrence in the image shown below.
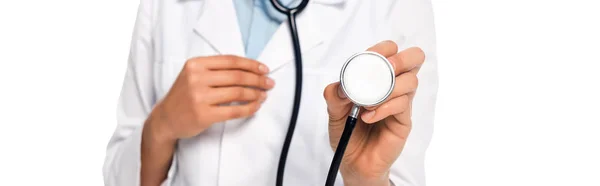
[324,51,396,186]
[340,51,396,107]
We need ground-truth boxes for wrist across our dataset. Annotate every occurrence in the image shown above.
[141,107,177,186]
[143,106,177,146]
[341,168,391,186]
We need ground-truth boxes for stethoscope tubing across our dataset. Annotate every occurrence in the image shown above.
[271,1,308,186]
[325,105,360,186]
[271,0,358,186]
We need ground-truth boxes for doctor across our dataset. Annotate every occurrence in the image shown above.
[103,0,437,186]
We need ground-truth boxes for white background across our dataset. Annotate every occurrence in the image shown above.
[0,0,598,185]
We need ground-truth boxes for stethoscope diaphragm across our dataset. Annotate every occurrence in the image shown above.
[340,51,396,107]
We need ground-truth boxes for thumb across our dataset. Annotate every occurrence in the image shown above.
[323,82,353,123]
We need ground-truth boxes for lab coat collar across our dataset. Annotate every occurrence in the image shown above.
[193,0,351,71]
[181,0,346,4]
[193,0,246,56]
[306,0,347,4]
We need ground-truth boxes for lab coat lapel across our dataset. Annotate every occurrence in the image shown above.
[257,0,352,71]
[193,0,245,56]
[257,8,323,71]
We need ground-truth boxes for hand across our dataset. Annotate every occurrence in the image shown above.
[324,41,425,186]
[146,55,275,142]
[141,55,274,186]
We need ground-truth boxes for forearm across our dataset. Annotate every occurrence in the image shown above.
[141,112,176,186]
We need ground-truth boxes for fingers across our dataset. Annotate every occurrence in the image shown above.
[367,40,398,57]
[361,95,409,124]
[210,100,263,122]
[195,55,270,74]
[366,41,425,76]
[388,47,425,76]
[206,70,275,90]
[208,87,266,105]
[364,71,418,111]
[323,82,353,122]
[389,71,419,99]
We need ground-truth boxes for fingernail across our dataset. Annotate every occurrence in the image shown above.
[258,64,269,73]
[265,78,275,87]
[337,86,347,99]
[362,110,375,121]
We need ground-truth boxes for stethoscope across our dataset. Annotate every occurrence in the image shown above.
[269,0,396,186]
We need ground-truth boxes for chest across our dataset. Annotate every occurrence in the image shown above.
[148,1,408,185]
[150,1,399,99]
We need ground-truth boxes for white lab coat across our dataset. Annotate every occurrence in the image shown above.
[103,0,438,185]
